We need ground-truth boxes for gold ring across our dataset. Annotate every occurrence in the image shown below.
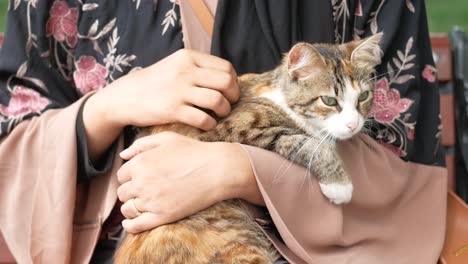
[131,198,142,216]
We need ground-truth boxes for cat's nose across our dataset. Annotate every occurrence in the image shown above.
[346,122,356,132]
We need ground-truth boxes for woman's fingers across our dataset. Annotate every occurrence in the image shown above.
[120,134,163,160]
[185,87,231,118]
[122,212,165,234]
[116,181,135,202]
[192,67,239,103]
[187,49,236,75]
[120,198,144,219]
[176,105,217,131]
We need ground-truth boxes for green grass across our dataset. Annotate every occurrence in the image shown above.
[0,0,7,32]
[0,1,466,34]
[426,0,468,33]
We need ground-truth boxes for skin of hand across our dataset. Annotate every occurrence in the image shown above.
[82,49,240,161]
[116,132,265,234]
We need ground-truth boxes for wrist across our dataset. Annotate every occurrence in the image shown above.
[90,84,123,128]
[213,142,264,205]
[82,89,124,161]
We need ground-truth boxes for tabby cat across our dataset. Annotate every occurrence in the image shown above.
[115,33,383,263]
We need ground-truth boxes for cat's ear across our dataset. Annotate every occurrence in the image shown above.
[287,43,326,79]
[349,33,384,72]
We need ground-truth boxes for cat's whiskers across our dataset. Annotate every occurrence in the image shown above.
[300,133,328,189]
[272,128,328,184]
[302,131,334,195]
[365,69,398,83]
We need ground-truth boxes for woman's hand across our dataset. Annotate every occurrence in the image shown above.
[82,49,239,161]
[116,132,263,234]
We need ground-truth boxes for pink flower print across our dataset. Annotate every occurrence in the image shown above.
[46,1,78,48]
[422,64,436,83]
[355,0,363,16]
[408,128,415,140]
[73,56,109,94]
[378,140,407,157]
[368,78,413,123]
[0,86,50,118]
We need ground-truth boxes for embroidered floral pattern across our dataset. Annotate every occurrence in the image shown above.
[354,0,363,16]
[161,1,179,35]
[0,85,50,118]
[368,78,413,123]
[73,56,109,94]
[103,29,137,81]
[422,64,437,83]
[331,0,349,43]
[46,1,78,48]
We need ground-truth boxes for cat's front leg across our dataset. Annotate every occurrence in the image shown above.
[273,134,315,167]
[274,134,353,205]
[313,148,353,205]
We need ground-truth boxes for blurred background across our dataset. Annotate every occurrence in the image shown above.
[0,0,467,33]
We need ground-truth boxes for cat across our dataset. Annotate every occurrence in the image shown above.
[114,33,383,264]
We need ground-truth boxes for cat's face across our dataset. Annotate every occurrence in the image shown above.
[284,33,383,140]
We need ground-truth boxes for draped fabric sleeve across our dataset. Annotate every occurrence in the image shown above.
[239,135,446,263]
[0,2,122,262]
[0,94,123,263]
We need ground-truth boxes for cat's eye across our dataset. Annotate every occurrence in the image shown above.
[358,91,370,102]
[321,96,338,106]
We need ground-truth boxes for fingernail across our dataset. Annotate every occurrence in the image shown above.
[120,148,134,159]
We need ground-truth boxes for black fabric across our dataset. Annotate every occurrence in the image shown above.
[211,0,335,74]
[76,97,119,184]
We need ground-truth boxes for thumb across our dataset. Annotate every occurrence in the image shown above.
[119,134,161,160]
[119,132,180,160]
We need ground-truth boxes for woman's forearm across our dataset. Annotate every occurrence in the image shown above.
[81,88,124,162]
[219,143,265,206]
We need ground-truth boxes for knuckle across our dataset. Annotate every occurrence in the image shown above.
[125,157,139,171]
[210,92,225,108]
[116,170,125,183]
[220,60,233,73]
[120,203,129,216]
[116,186,124,199]
[197,114,212,127]
[220,73,234,88]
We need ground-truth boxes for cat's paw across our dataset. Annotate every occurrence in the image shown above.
[319,183,353,205]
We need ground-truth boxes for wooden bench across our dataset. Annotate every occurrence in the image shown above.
[431,34,457,191]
